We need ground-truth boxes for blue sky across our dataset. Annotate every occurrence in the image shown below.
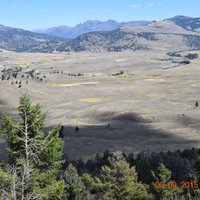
[1,0,200,30]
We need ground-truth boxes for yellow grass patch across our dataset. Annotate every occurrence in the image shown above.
[79,97,106,103]
[15,61,31,67]
[188,136,200,140]
[49,81,99,87]
[115,59,128,62]
[38,59,49,64]
[145,78,166,82]
[147,93,163,98]
[119,74,135,79]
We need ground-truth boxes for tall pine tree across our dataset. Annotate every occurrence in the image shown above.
[0,94,64,199]
[63,164,87,200]
[95,151,148,200]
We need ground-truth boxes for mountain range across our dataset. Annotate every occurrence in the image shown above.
[34,20,150,39]
[0,24,66,52]
[1,16,200,53]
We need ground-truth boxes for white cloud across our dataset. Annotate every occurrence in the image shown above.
[147,2,163,7]
[130,2,163,9]
[130,4,143,8]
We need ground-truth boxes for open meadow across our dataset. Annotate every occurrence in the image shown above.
[0,49,200,159]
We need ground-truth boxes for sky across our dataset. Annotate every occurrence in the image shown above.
[0,0,200,30]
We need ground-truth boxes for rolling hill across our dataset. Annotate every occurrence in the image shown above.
[56,20,200,52]
[0,24,67,52]
[1,16,200,53]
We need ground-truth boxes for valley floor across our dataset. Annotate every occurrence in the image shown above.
[0,49,200,159]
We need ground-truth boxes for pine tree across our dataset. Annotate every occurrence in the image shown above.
[151,163,183,200]
[0,94,64,199]
[63,164,86,200]
[95,151,148,200]
[81,173,95,192]
[0,167,13,199]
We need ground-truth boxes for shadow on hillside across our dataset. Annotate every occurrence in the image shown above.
[47,111,200,160]
[0,104,8,161]
[0,110,199,161]
[176,114,200,129]
[0,108,7,161]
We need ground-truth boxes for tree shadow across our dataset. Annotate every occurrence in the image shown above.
[1,109,199,161]
[176,114,200,129]
[0,100,11,161]
[50,111,200,160]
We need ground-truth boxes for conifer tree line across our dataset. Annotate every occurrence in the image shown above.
[1,95,200,199]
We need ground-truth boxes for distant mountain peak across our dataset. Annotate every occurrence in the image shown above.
[168,15,200,31]
[33,19,150,39]
[84,20,101,23]
[107,19,117,22]
[47,26,71,31]
[171,15,191,19]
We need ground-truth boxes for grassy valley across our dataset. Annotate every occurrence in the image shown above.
[0,48,200,159]
[1,15,200,199]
